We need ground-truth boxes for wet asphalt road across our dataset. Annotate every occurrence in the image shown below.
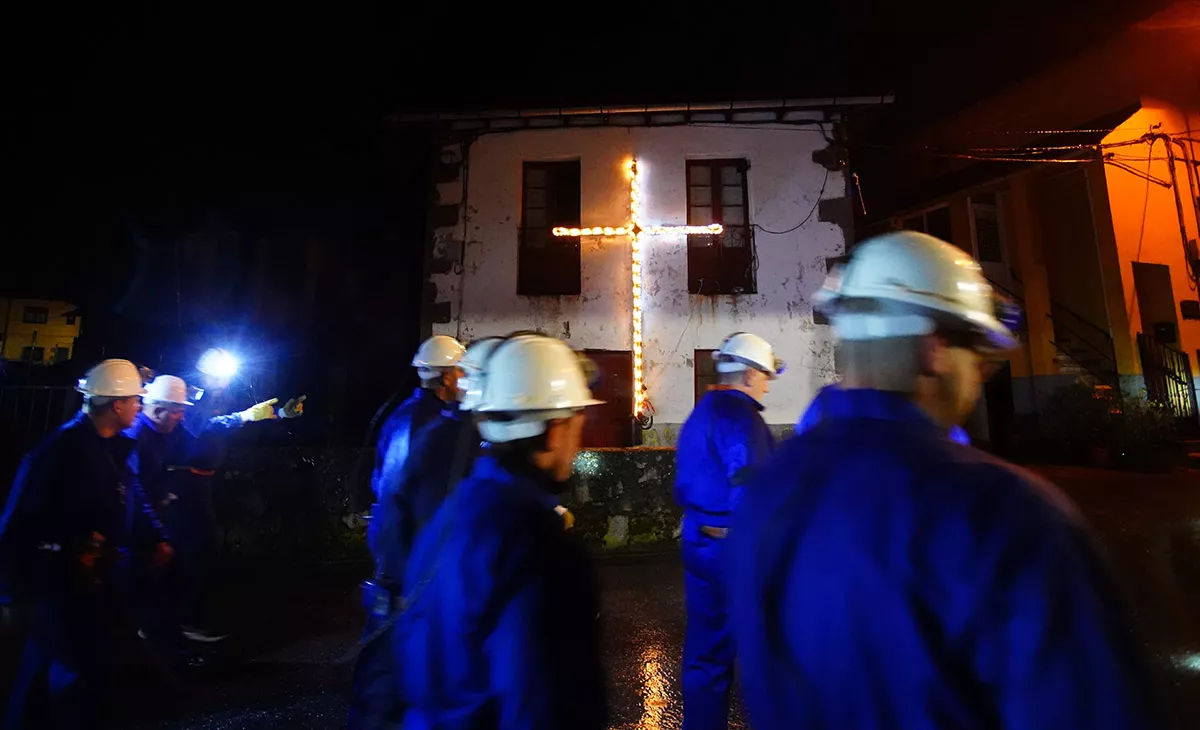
[8,465,1200,728]
[127,553,719,730]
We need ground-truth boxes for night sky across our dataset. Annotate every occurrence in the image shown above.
[0,0,1168,438]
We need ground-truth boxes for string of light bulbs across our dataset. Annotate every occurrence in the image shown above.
[552,158,723,418]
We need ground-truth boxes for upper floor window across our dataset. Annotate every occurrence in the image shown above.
[519,161,582,296]
[686,159,755,295]
[22,306,48,324]
[65,313,77,326]
[21,346,45,363]
[969,192,1007,264]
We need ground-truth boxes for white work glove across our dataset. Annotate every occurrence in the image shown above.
[238,398,279,423]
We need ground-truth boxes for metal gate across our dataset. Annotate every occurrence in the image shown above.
[1137,333,1198,422]
[0,386,80,450]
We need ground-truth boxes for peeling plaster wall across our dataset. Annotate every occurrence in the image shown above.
[427,125,846,435]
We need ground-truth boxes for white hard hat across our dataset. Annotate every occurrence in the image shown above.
[458,336,506,412]
[143,375,194,406]
[714,333,785,379]
[77,359,147,398]
[412,335,466,379]
[813,231,1018,350]
[475,335,604,443]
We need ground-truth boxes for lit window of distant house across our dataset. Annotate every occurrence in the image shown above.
[686,159,755,295]
[22,306,49,324]
[519,161,582,296]
[21,346,45,363]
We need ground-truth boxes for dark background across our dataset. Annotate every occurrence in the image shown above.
[0,0,1168,444]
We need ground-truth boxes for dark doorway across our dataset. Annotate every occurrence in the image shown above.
[983,362,1015,456]
[581,350,633,447]
[1132,262,1179,344]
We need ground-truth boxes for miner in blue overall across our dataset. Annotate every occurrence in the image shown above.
[0,359,175,729]
[125,374,213,661]
[799,382,971,445]
[674,332,783,730]
[728,231,1160,729]
[174,348,303,643]
[391,334,606,729]
[370,335,465,503]
[348,336,497,730]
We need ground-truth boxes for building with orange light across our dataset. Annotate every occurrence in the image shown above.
[402,98,892,446]
[857,0,1200,447]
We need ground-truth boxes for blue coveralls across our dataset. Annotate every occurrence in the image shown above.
[0,412,171,730]
[799,383,971,445]
[371,388,446,501]
[728,388,1161,729]
[349,405,482,730]
[126,413,214,647]
[390,453,606,730]
[673,388,775,730]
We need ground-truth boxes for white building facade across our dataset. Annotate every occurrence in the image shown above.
[411,102,882,446]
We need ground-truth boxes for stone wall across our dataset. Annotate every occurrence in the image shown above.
[210,446,683,564]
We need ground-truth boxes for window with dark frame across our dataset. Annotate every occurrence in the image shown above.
[65,313,77,325]
[694,349,719,403]
[686,159,755,295]
[22,306,48,324]
[519,161,582,296]
[21,346,45,363]
[969,193,1005,264]
[51,346,71,364]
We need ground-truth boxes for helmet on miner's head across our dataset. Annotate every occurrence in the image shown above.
[77,359,147,398]
[813,230,1019,351]
[473,335,604,444]
[458,336,506,412]
[412,335,466,380]
[77,359,147,428]
[712,333,785,379]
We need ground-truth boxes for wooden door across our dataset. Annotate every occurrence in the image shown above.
[580,350,633,447]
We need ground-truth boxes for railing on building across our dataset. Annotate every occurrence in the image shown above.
[988,276,1119,389]
[1136,333,1198,423]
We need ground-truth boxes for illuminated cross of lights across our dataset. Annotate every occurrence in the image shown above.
[553,158,723,417]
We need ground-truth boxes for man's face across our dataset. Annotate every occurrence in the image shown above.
[929,335,990,425]
[745,369,771,403]
[147,403,187,434]
[544,411,587,484]
[112,397,143,429]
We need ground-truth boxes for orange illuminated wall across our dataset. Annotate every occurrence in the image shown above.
[1103,103,1200,373]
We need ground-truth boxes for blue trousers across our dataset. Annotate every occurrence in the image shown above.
[347,612,404,730]
[682,532,734,730]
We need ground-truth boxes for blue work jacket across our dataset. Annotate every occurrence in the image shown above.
[369,405,481,583]
[371,388,446,500]
[674,388,775,536]
[0,412,167,600]
[799,383,970,445]
[392,453,606,730]
[729,388,1160,730]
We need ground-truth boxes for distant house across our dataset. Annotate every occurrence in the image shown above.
[401,96,892,446]
[0,298,81,365]
[858,0,1200,444]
